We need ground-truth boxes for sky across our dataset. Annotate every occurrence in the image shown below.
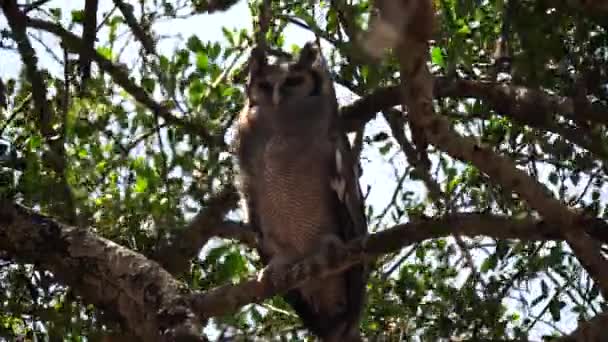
[0,0,587,340]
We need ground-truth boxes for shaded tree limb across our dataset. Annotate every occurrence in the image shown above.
[24,17,225,148]
[0,201,204,342]
[394,33,608,300]
[153,185,244,275]
[340,85,399,132]
[2,0,55,162]
[19,0,52,13]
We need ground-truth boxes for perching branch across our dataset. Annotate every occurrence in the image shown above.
[192,0,241,14]
[189,212,608,321]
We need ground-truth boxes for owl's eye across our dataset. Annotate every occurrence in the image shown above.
[284,76,305,87]
[258,81,273,92]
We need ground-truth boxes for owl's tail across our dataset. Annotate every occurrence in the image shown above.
[283,288,363,341]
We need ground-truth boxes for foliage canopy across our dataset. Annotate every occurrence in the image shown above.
[1,0,608,340]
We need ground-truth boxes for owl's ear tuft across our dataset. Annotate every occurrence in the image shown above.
[249,47,268,76]
[295,41,322,68]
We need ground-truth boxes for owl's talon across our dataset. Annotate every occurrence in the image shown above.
[319,235,347,261]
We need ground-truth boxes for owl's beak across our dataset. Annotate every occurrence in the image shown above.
[272,86,281,106]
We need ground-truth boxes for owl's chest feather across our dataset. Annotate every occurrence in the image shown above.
[255,136,337,255]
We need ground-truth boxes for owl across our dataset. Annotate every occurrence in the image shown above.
[235,42,369,341]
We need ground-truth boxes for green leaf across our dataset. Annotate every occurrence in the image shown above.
[431,47,445,67]
[589,284,600,299]
[548,172,558,185]
[196,52,209,71]
[71,10,85,23]
[548,298,564,321]
[28,136,42,149]
[186,36,204,52]
[97,46,114,60]
[379,142,393,155]
[134,175,149,193]
[221,27,234,45]
[141,77,156,93]
[77,148,88,158]
[480,254,497,273]
[50,7,62,19]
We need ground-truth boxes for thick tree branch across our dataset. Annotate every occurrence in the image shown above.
[2,196,607,336]
[340,85,399,131]
[153,185,244,275]
[25,17,225,148]
[189,212,606,320]
[0,201,204,341]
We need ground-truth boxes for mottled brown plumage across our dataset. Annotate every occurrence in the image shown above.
[235,42,368,341]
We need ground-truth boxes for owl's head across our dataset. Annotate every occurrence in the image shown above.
[246,42,334,107]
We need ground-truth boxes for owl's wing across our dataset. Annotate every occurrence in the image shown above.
[330,127,368,242]
[328,120,369,332]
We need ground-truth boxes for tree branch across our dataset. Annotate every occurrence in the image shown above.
[0,201,204,341]
[188,212,601,320]
[192,0,240,14]
[2,195,607,337]
[340,85,399,132]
